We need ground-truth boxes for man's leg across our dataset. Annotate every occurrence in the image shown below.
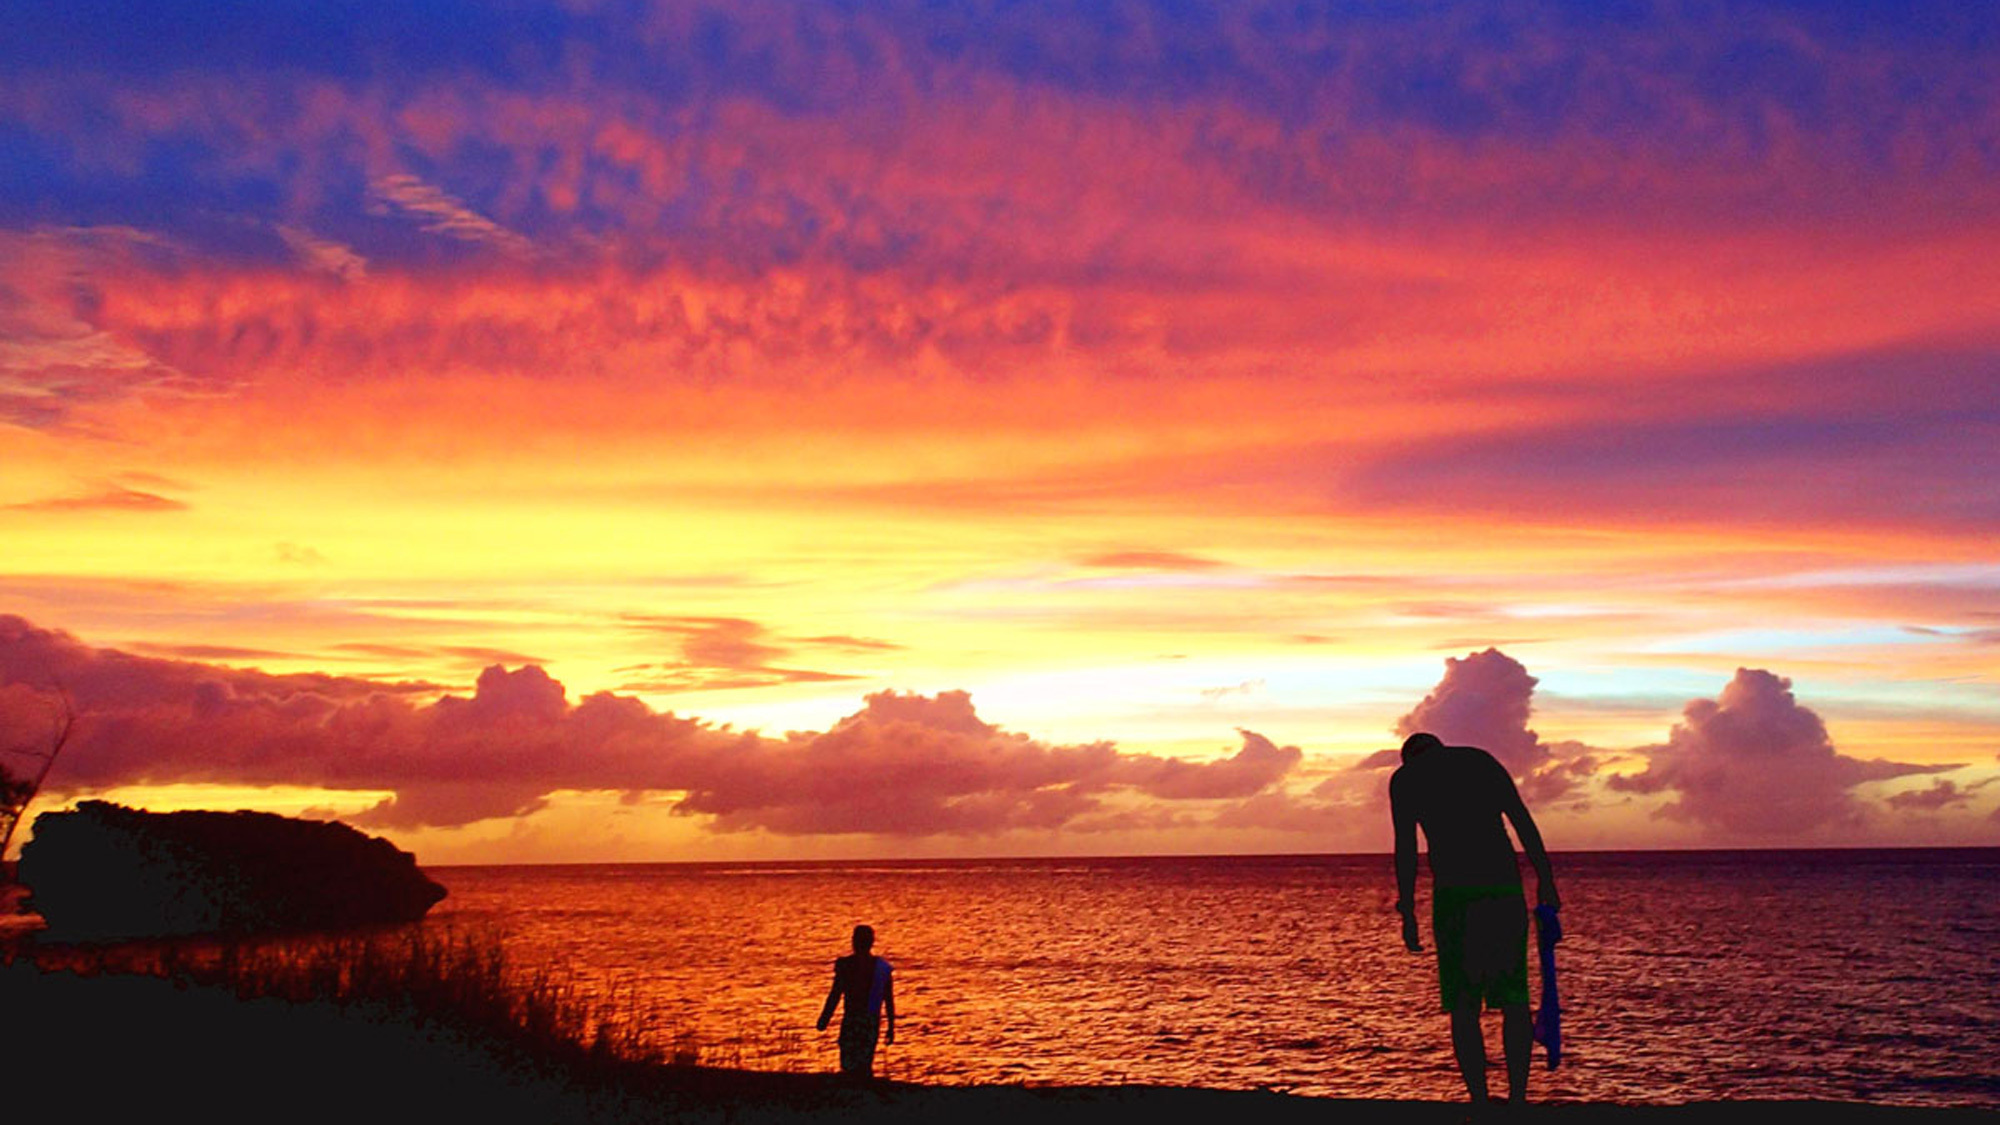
[1458,889,1530,1108]
[838,1014,879,1079]
[856,1020,879,1078]
[1502,1002,1531,1104]
[1449,1003,1489,1106]
[837,1022,858,1075]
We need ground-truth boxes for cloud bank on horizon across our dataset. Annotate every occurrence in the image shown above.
[2,615,1981,857]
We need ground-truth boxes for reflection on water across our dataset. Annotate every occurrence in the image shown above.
[423,850,2000,1106]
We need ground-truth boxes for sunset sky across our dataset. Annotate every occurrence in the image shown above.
[3,1,1997,863]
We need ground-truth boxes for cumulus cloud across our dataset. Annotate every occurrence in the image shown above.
[1118,730,1300,801]
[8,615,1981,846]
[1607,668,1956,839]
[0,615,1300,836]
[1225,655,1979,845]
[1518,751,1601,807]
[1394,648,1546,774]
[1211,789,1360,837]
[1390,647,1596,801]
[1212,647,1597,843]
[674,689,1112,836]
[670,695,1297,835]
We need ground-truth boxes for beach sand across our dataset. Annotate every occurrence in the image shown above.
[3,962,1994,1125]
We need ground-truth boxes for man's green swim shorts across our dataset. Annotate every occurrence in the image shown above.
[1432,883,1529,1012]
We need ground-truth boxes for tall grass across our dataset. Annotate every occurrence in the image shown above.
[25,924,814,1074]
[31,926,718,1069]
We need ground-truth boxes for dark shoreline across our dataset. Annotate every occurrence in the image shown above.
[5,960,1995,1125]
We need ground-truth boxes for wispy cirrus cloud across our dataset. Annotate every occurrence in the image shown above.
[4,2,1997,541]
[326,642,549,670]
[366,174,535,258]
[1082,551,1228,571]
[275,226,368,281]
[615,614,872,693]
[4,486,187,513]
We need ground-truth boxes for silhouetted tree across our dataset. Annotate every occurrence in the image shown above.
[1,688,74,869]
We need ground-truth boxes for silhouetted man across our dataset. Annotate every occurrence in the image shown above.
[817,923,896,1078]
[1390,732,1559,1113]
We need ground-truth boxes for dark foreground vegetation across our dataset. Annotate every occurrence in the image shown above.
[3,927,1994,1125]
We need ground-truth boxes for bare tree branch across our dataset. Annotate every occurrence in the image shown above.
[1,685,77,865]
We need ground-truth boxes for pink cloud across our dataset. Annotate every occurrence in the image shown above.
[1117,730,1300,801]
[0,614,435,716]
[10,614,1986,847]
[0,615,1299,836]
[1607,668,1955,839]
[1210,789,1362,838]
[1394,647,1549,777]
[673,696,1297,835]
[1216,648,1597,843]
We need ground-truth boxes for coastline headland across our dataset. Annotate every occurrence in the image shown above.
[17,801,446,940]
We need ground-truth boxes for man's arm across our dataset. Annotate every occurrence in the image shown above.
[1498,767,1559,908]
[883,970,896,1045]
[1389,770,1422,952]
[816,965,841,1030]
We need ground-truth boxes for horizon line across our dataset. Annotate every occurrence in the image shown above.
[425,842,2000,870]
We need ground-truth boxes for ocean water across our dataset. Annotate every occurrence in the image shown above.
[425,849,2000,1107]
